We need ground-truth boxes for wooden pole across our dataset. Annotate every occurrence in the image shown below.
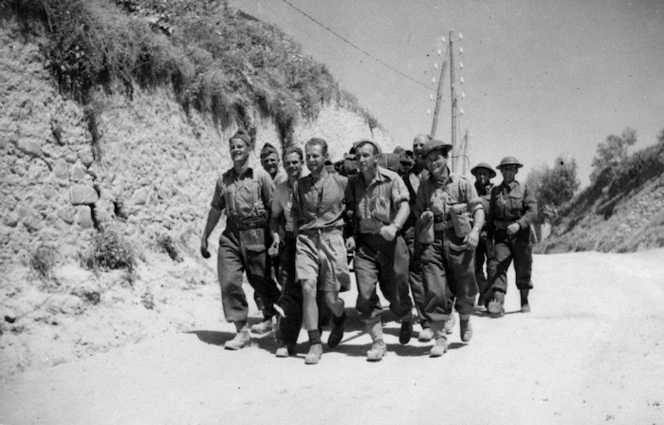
[449,30,458,173]
[430,42,450,138]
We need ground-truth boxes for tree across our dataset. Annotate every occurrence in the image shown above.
[590,127,637,184]
[526,154,580,224]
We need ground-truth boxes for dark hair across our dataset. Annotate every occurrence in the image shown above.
[304,137,328,156]
[355,140,380,155]
[283,146,303,161]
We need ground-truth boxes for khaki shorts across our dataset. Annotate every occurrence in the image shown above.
[295,231,351,292]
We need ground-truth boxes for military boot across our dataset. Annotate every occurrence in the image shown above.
[487,291,505,316]
[520,290,531,313]
[366,318,387,361]
[428,321,448,358]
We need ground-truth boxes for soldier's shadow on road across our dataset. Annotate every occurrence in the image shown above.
[473,309,522,318]
[189,317,281,353]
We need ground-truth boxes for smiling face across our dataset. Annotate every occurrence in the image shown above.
[229,138,250,164]
[305,144,326,175]
[426,149,448,180]
[412,135,427,160]
[283,152,303,179]
[261,153,280,177]
[356,143,378,174]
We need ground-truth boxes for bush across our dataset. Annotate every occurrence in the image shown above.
[30,244,57,281]
[84,228,135,272]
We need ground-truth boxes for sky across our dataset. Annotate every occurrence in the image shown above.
[230,0,664,186]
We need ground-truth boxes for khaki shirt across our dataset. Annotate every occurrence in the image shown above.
[211,167,274,222]
[292,171,348,232]
[488,180,537,230]
[346,167,410,234]
[273,178,296,232]
[414,172,482,221]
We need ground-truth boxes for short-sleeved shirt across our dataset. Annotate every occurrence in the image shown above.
[292,171,348,232]
[414,171,482,221]
[211,167,274,222]
[489,180,537,229]
[273,178,296,232]
[346,166,410,234]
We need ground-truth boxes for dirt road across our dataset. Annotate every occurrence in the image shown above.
[1,249,663,425]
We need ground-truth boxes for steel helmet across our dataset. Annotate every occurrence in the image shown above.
[497,156,523,169]
[422,139,453,157]
[470,162,497,178]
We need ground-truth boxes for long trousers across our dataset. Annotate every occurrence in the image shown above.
[353,234,413,321]
[474,231,495,302]
[420,229,478,321]
[404,235,428,327]
[217,229,281,323]
[488,228,534,294]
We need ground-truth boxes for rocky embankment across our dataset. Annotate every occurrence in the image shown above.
[0,18,396,377]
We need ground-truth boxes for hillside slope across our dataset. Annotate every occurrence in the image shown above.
[0,6,396,376]
[539,141,664,253]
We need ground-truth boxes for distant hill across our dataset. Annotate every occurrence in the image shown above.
[539,139,664,253]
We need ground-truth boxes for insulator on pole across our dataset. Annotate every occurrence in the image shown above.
[434,62,439,69]
[441,36,446,42]
[460,77,465,84]
[460,108,464,115]
[459,47,464,54]
[437,49,442,55]
[426,108,431,114]
[461,92,466,99]
[429,93,434,100]
[458,33,463,40]
[460,62,464,69]
[431,77,436,84]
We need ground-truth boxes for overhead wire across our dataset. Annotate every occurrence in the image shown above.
[278,0,432,91]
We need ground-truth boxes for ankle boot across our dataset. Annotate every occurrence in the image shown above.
[520,290,531,313]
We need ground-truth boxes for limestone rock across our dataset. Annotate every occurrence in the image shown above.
[131,187,151,206]
[17,138,41,155]
[70,185,98,205]
[53,159,68,179]
[74,206,93,228]
[78,147,95,167]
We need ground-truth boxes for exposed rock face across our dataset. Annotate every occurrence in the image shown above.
[0,21,397,266]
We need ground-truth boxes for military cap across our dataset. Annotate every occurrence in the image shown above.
[470,162,497,178]
[260,142,279,159]
[230,129,252,146]
[497,156,523,169]
[422,139,453,157]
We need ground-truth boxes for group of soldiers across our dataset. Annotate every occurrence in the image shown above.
[200,130,537,364]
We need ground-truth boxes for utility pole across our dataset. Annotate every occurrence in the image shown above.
[430,41,450,138]
[449,30,458,173]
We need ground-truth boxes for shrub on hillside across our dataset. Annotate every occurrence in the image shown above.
[29,244,57,282]
[83,228,135,273]
[9,0,377,147]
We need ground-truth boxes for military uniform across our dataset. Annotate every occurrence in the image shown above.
[345,166,413,322]
[211,167,281,324]
[470,162,497,306]
[486,177,537,303]
[415,173,483,321]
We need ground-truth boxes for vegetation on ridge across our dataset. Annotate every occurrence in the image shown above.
[5,0,379,147]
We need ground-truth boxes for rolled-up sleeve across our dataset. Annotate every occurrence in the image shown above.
[210,178,225,211]
[391,175,410,208]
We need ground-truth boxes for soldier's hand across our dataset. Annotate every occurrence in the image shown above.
[268,238,280,257]
[464,228,480,250]
[507,223,520,235]
[345,236,356,252]
[420,211,434,225]
[200,237,211,259]
[379,223,398,241]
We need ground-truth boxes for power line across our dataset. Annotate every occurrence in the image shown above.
[278,0,432,91]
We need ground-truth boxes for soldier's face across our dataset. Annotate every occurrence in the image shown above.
[500,166,518,182]
[476,169,491,185]
[283,152,303,178]
[426,151,448,179]
[305,144,326,174]
[413,137,425,159]
[261,153,280,176]
[229,138,249,163]
[356,144,377,173]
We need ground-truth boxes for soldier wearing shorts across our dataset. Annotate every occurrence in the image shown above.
[200,129,281,350]
[345,140,414,362]
[415,139,484,357]
[292,138,351,365]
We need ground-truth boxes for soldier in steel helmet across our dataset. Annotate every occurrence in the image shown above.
[414,139,484,357]
[485,156,537,316]
[470,162,497,309]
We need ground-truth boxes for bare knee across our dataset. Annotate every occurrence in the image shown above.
[301,280,317,298]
